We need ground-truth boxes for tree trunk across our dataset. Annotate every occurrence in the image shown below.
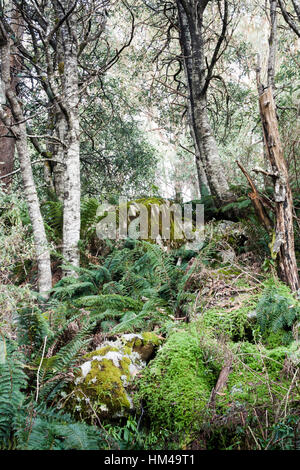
[49,109,67,201]
[278,0,300,38]
[14,122,53,295]
[0,6,23,190]
[258,87,299,291]
[60,10,81,274]
[268,0,278,91]
[177,0,231,205]
[44,26,67,201]
[0,30,52,296]
[254,2,299,292]
[197,95,231,202]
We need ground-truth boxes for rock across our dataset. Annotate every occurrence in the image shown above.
[137,329,214,437]
[247,310,257,321]
[69,332,162,421]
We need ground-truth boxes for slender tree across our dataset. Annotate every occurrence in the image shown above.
[2,0,134,275]
[176,0,233,204]
[0,5,22,189]
[0,8,52,296]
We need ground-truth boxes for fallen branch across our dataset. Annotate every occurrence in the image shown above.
[209,358,233,407]
[236,160,273,232]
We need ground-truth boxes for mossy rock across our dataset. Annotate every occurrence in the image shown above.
[201,304,254,342]
[137,329,215,439]
[198,289,259,342]
[127,197,188,248]
[69,332,162,421]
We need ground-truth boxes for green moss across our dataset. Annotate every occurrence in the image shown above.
[216,342,300,411]
[137,329,214,437]
[123,345,133,355]
[201,300,255,341]
[142,331,161,345]
[69,333,162,421]
[214,267,241,277]
[73,355,132,418]
[120,356,131,370]
[84,345,118,359]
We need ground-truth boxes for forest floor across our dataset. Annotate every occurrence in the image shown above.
[1,207,300,450]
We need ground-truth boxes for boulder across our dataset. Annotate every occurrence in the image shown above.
[69,332,162,420]
[137,329,214,437]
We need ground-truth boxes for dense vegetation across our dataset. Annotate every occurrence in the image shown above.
[0,0,299,452]
[1,192,299,450]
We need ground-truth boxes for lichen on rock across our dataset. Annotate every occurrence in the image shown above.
[69,332,162,421]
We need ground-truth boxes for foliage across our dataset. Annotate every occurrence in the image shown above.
[0,189,35,285]
[256,280,300,344]
[0,339,112,450]
[201,298,256,342]
[42,197,102,242]
[137,328,214,440]
[50,239,190,333]
[80,77,158,200]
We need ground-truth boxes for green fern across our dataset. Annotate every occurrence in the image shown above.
[257,281,300,344]
[80,197,100,239]
[75,293,143,311]
[0,340,27,446]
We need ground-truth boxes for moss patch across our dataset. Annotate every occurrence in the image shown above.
[69,332,162,421]
[216,341,300,411]
[137,329,214,438]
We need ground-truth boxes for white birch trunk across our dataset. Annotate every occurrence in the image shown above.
[15,123,53,295]
[196,95,231,201]
[0,32,52,296]
[61,15,81,274]
[53,111,68,201]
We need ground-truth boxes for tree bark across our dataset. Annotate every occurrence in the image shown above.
[176,0,231,205]
[209,358,232,407]
[236,160,273,232]
[258,87,299,291]
[268,0,278,91]
[59,5,81,274]
[0,5,23,189]
[0,25,52,296]
[0,119,15,187]
[48,109,68,201]
[255,2,299,291]
[278,0,300,37]
[14,121,53,295]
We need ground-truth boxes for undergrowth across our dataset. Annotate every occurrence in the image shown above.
[0,191,299,450]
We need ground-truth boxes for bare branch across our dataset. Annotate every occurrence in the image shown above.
[278,0,300,37]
